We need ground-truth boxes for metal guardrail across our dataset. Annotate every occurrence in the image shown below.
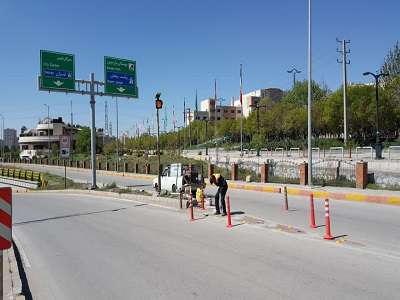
[274,148,284,157]
[289,147,300,157]
[0,176,39,189]
[329,147,344,158]
[356,146,374,160]
[312,147,321,158]
[0,167,44,188]
[388,146,400,159]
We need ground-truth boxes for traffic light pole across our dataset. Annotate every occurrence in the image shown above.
[89,73,97,189]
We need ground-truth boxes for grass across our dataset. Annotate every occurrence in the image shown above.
[98,181,152,195]
[367,183,400,191]
[42,173,87,190]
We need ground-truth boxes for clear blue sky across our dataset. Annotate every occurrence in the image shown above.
[0,0,398,135]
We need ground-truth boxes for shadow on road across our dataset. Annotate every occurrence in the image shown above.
[13,203,147,226]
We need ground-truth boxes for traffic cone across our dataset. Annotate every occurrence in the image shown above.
[226,195,232,229]
[310,193,317,229]
[324,199,334,240]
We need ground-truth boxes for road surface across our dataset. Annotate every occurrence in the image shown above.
[13,192,400,299]
[8,163,400,254]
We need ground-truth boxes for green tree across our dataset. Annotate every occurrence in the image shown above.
[283,80,329,105]
[381,41,400,83]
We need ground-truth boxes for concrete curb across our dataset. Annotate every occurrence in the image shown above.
[27,189,182,210]
[4,245,25,300]
[227,181,400,206]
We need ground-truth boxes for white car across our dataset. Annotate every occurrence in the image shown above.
[153,163,205,193]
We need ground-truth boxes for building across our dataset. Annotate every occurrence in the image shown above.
[3,128,18,149]
[185,88,284,124]
[19,117,78,157]
[239,88,284,117]
[185,98,242,125]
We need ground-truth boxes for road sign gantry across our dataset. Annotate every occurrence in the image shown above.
[38,50,139,189]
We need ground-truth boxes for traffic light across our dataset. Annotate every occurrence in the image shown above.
[155,92,163,109]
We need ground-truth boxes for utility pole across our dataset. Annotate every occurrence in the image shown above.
[0,114,4,160]
[337,38,350,145]
[70,100,74,161]
[214,79,219,163]
[287,68,301,87]
[307,0,313,186]
[44,104,50,157]
[240,64,244,157]
[183,97,186,149]
[195,89,198,113]
[187,108,192,147]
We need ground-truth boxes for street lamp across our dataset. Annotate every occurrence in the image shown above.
[0,114,4,160]
[287,68,301,87]
[204,119,208,156]
[362,72,389,159]
[155,92,163,194]
[44,104,50,157]
[249,99,267,156]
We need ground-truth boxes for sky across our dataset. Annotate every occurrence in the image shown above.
[0,0,399,136]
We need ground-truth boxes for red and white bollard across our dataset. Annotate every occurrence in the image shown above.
[226,194,233,228]
[189,193,195,222]
[324,198,333,240]
[310,193,317,229]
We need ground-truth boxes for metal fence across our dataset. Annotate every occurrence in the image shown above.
[267,160,300,184]
[312,159,356,187]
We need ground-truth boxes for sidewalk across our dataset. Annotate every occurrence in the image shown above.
[227,180,400,206]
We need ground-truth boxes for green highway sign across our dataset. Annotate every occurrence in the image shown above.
[104,56,138,98]
[40,50,75,91]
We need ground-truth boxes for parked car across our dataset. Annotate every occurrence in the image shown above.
[153,163,205,193]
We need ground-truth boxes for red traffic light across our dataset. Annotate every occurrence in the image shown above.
[155,99,163,109]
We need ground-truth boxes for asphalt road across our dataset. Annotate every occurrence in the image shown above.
[6,163,153,189]
[13,192,400,299]
[8,163,400,254]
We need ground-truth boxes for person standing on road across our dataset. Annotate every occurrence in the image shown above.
[209,173,228,216]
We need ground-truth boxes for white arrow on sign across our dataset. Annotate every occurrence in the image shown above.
[54,80,64,87]
[117,87,126,93]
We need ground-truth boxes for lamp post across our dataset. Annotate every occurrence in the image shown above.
[287,68,301,87]
[307,0,313,186]
[204,119,208,156]
[249,100,267,156]
[44,104,50,157]
[155,92,163,194]
[0,114,4,160]
[362,72,389,159]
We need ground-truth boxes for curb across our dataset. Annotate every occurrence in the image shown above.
[227,181,400,206]
[4,243,25,300]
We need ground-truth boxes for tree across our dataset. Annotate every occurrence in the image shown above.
[282,80,329,105]
[75,127,91,154]
[381,41,400,83]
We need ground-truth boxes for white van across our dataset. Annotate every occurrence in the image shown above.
[153,163,205,193]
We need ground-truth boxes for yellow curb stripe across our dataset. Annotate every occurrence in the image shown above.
[344,193,367,202]
[386,197,400,205]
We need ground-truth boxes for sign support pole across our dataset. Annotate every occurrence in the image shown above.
[89,73,97,189]
[0,250,3,299]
